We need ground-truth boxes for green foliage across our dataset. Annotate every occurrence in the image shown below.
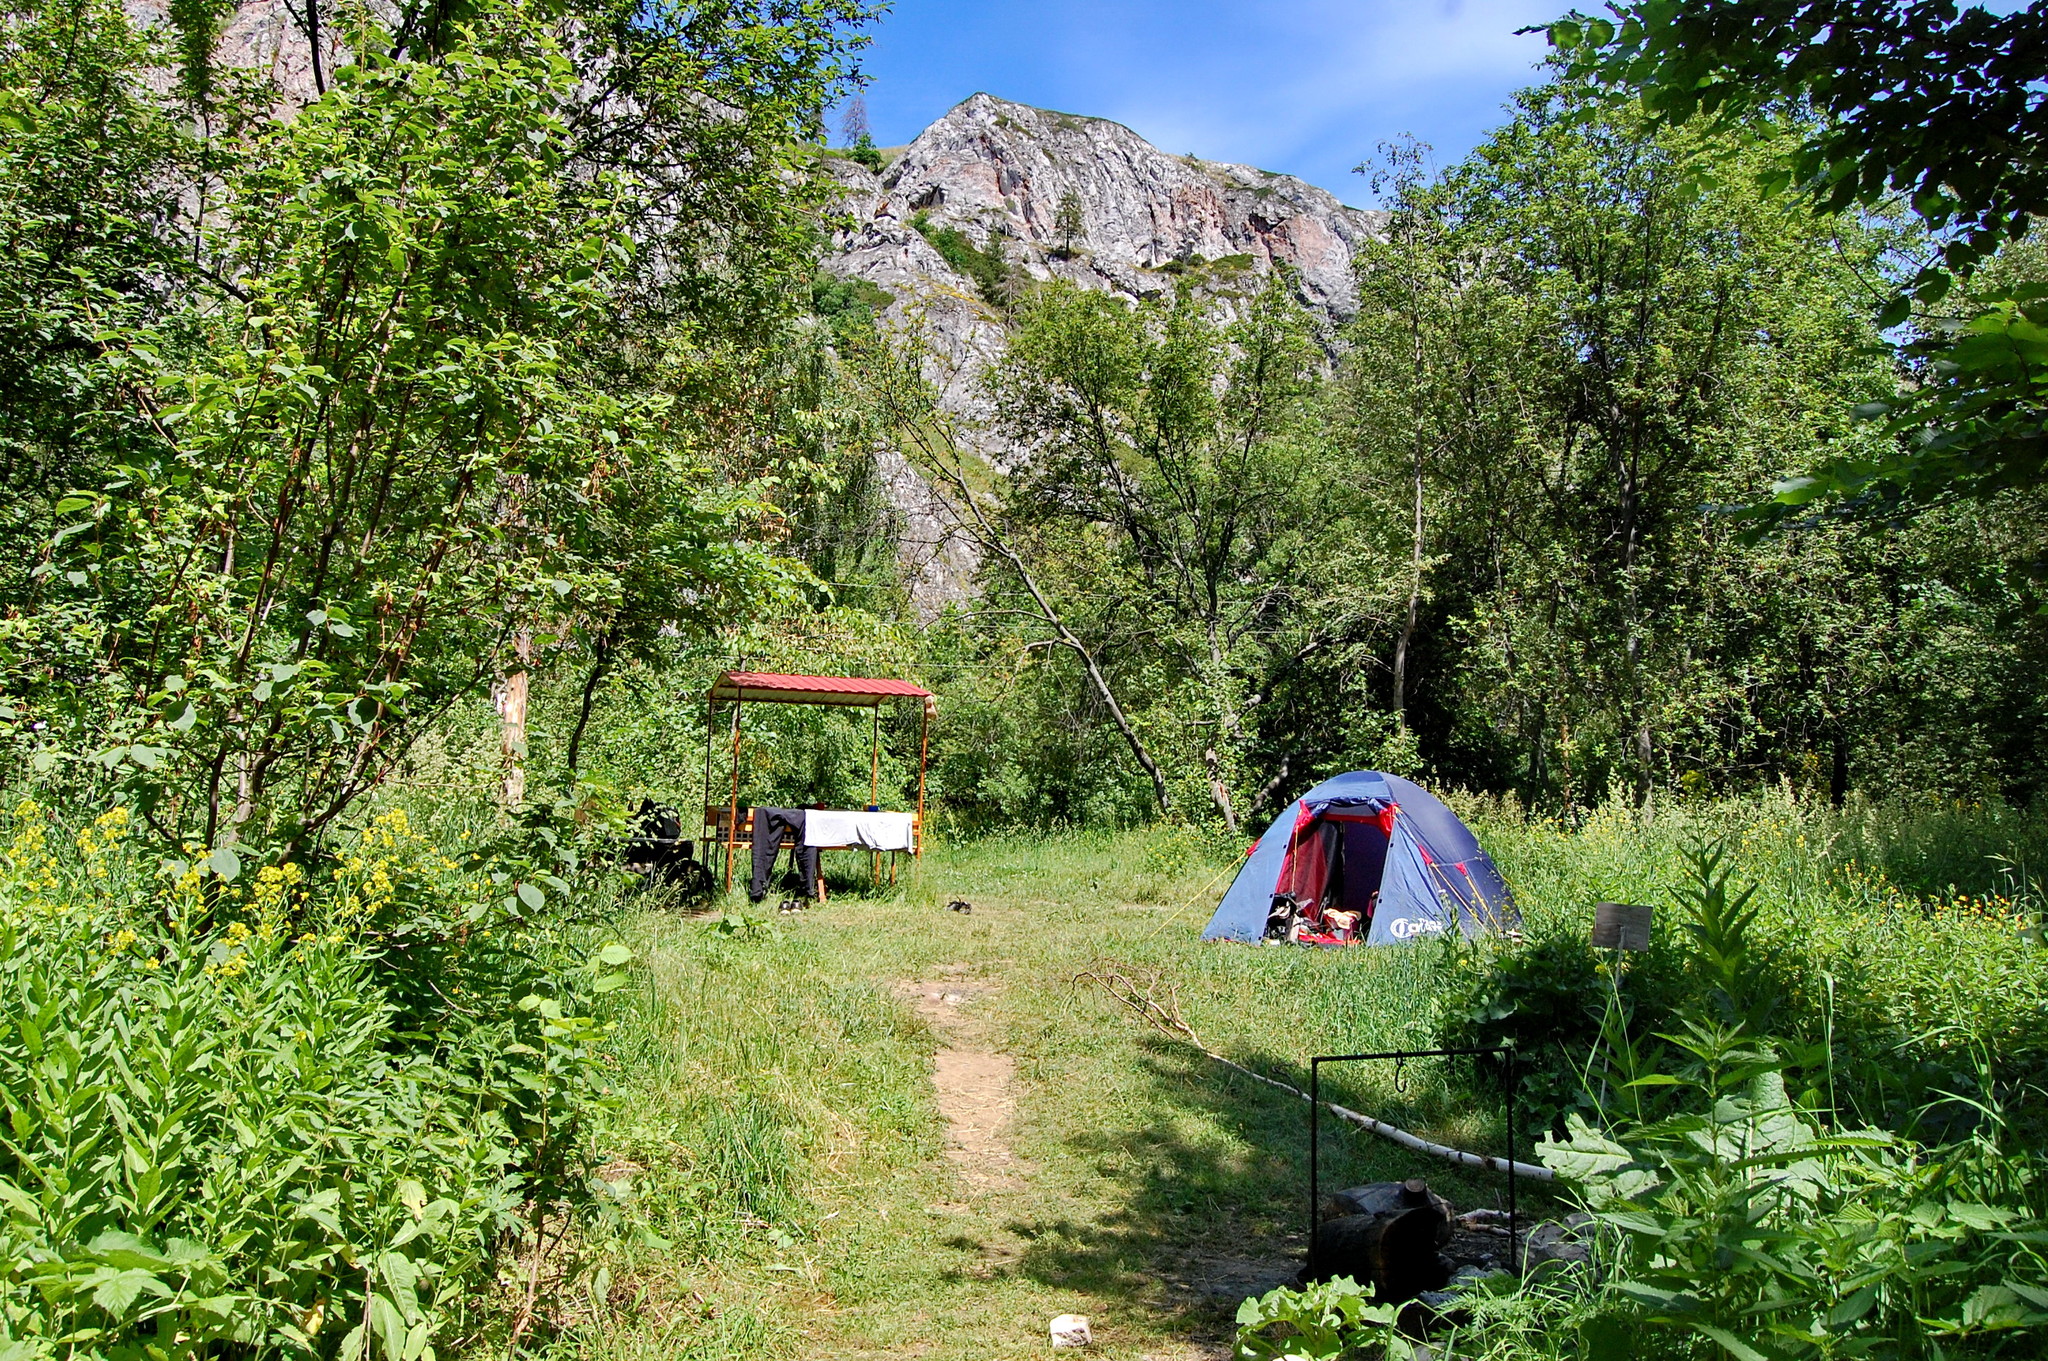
[1751,287,2048,522]
[822,78,2047,826]
[1053,188,1086,257]
[1441,792,2048,1136]
[1548,0,2044,289]
[811,270,895,340]
[0,798,633,1357]
[1437,930,1682,1135]
[911,212,1015,306]
[976,273,1327,826]
[1550,0,2048,517]
[868,80,2047,831]
[1536,841,2048,1358]
[1323,94,2048,810]
[1232,1276,1405,1360]
[2,0,874,848]
[834,134,884,172]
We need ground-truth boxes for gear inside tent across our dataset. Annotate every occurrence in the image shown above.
[1201,771,1518,945]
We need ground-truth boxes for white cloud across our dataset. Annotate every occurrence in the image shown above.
[1077,0,1555,188]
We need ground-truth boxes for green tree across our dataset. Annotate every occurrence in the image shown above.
[1333,90,1928,805]
[986,275,1326,829]
[5,0,876,850]
[1054,188,1087,257]
[1549,0,2048,517]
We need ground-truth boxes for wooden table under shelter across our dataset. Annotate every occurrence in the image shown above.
[701,670,935,896]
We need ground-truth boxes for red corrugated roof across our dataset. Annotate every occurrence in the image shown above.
[708,671,933,706]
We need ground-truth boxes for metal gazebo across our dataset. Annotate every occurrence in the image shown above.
[700,671,935,892]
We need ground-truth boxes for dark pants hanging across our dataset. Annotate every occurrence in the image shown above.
[749,806,818,901]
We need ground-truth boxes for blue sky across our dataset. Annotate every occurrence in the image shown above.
[839,0,1565,207]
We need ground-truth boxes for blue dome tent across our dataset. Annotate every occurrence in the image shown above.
[1202,771,1518,945]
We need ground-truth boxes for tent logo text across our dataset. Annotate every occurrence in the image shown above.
[1387,917,1447,940]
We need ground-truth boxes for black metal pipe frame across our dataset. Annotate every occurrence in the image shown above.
[1308,1046,1519,1284]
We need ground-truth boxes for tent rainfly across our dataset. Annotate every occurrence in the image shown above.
[1202,771,1518,945]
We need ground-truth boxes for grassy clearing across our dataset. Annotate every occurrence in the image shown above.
[571,830,1517,1360]
[556,789,2048,1360]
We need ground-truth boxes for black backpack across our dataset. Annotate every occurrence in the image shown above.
[1263,892,1299,941]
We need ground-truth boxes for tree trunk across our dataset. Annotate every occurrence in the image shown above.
[1205,747,1238,835]
[496,632,532,811]
[902,419,1173,815]
[1204,622,1245,828]
[1620,456,1653,812]
[564,635,612,781]
[1390,263,1433,729]
[1392,446,1425,722]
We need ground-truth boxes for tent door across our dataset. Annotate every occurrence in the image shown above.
[1279,812,1391,927]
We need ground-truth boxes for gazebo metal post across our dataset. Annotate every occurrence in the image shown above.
[725,697,742,891]
[870,703,883,885]
[916,701,930,857]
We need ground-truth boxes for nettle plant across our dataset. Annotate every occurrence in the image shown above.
[1542,842,2048,1360]
[0,798,635,1358]
[1232,1275,1409,1361]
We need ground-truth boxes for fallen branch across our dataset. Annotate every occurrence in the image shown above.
[1076,967,1555,1183]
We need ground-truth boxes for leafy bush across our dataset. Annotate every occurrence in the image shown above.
[1436,929,1683,1136]
[834,134,884,171]
[0,800,630,1358]
[1232,1276,1405,1360]
[910,212,1013,306]
[812,271,895,340]
[1536,843,2048,1359]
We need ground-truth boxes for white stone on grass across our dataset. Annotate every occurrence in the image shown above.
[1049,1314,1092,1348]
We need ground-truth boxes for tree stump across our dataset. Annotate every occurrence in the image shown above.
[1307,1179,1455,1302]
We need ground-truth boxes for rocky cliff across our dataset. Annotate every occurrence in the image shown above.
[109,4,1381,611]
[821,94,1383,610]
[827,93,1381,332]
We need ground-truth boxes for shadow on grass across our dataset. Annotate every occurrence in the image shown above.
[994,1032,1563,1344]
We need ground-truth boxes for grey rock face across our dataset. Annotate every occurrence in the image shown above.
[124,0,351,106]
[828,93,1381,326]
[1519,1212,1598,1283]
[823,94,1383,612]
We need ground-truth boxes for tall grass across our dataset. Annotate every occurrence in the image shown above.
[1445,789,2048,1136]
[579,790,2048,1356]
[558,917,935,1359]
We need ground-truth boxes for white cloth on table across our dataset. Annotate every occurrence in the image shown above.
[804,809,915,851]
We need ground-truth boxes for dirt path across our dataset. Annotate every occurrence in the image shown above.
[785,886,1311,1361]
[899,968,1027,1194]
[876,965,1251,1360]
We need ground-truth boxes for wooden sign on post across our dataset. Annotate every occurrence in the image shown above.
[1591,902,1654,951]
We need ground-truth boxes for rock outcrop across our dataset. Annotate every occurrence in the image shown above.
[822,94,1384,611]
[827,93,1381,332]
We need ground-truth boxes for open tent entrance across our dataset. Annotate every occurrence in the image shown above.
[1204,771,1518,946]
[1278,807,1396,927]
